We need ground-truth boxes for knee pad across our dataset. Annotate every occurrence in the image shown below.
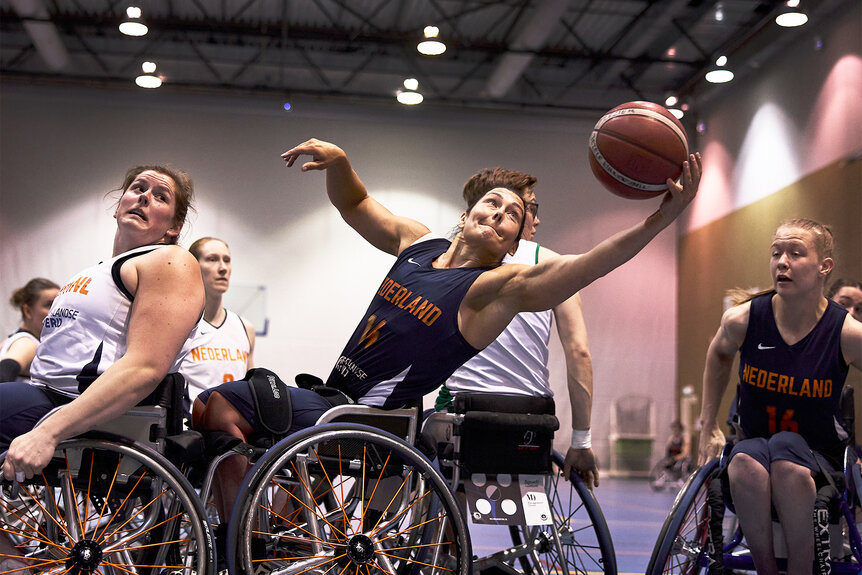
[247,368,293,435]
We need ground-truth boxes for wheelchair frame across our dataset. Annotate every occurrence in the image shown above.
[647,447,862,575]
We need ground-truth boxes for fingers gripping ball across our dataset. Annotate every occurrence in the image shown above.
[589,101,689,199]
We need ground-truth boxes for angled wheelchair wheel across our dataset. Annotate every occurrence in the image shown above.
[646,458,720,575]
[227,423,471,575]
[0,433,215,574]
[508,450,617,575]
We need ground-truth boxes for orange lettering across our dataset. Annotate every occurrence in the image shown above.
[359,315,386,349]
[766,371,777,391]
[799,378,811,397]
[777,375,789,394]
[421,306,442,326]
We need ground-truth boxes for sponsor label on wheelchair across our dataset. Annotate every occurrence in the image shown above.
[464,473,552,525]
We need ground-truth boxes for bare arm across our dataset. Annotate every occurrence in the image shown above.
[241,316,256,370]
[541,245,598,487]
[282,139,430,256]
[461,154,702,348]
[697,302,749,465]
[2,246,205,478]
[1,336,38,376]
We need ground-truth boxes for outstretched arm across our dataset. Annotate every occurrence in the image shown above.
[698,302,748,465]
[461,154,702,349]
[282,139,430,256]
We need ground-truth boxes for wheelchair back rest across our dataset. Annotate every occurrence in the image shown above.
[840,384,855,446]
[316,404,419,444]
[459,411,559,475]
[453,391,555,415]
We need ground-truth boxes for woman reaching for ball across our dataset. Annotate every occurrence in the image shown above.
[195,138,702,518]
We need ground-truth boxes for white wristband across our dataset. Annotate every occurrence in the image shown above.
[571,429,591,449]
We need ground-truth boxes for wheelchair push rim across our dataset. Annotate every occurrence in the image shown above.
[227,422,471,575]
[0,434,215,575]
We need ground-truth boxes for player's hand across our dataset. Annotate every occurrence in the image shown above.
[564,447,600,489]
[2,427,58,482]
[281,138,348,172]
[659,152,702,221]
[697,424,725,466]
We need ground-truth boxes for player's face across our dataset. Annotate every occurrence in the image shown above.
[461,188,525,257]
[770,226,832,297]
[23,288,59,332]
[197,240,231,297]
[115,170,181,244]
[833,285,862,322]
[521,190,540,241]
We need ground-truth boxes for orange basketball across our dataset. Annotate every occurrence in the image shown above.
[588,101,689,199]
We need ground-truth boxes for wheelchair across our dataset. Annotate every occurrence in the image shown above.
[649,456,694,492]
[0,375,215,574]
[224,389,618,575]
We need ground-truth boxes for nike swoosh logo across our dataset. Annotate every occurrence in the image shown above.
[758,343,776,350]
[407,258,422,266]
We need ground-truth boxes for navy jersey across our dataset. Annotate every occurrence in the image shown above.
[326,236,491,409]
[736,293,850,459]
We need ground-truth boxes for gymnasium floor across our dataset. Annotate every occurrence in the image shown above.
[468,476,680,575]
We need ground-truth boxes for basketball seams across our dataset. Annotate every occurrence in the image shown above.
[589,103,689,198]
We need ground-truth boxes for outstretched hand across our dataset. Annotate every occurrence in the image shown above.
[282,138,348,172]
[658,152,702,223]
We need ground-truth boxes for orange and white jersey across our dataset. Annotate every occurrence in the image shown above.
[29,245,201,397]
[180,309,251,403]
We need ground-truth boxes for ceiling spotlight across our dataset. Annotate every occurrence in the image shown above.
[669,108,684,120]
[417,26,446,56]
[775,1,808,27]
[403,78,419,91]
[135,61,162,88]
[705,55,733,83]
[119,6,148,37]
[665,95,678,107]
[396,90,423,105]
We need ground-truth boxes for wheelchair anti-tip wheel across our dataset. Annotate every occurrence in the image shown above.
[227,422,471,575]
[0,433,214,574]
[646,458,720,575]
[508,450,617,575]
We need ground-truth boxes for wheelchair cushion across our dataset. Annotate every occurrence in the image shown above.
[247,367,293,435]
[459,411,559,474]
[453,392,555,415]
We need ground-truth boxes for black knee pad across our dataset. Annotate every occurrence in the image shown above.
[247,368,292,435]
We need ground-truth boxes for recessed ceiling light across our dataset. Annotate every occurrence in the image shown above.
[397,91,423,105]
[119,6,148,37]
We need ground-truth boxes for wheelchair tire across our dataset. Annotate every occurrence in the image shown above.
[0,433,215,574]
[227,422,471,575]
[646,458,720,575]
[508,450,617,575]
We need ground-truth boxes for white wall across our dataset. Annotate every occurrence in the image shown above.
[0,83,680,468]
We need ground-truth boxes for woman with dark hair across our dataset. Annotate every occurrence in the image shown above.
[0,165,205,480]
[194,138,702,518]
[0,278,59,382]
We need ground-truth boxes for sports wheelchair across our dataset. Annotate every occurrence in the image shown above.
[0,374,215,574]
[225,388,617,575]
[647,387,862,575]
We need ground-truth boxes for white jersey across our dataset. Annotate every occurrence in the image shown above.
[180,309,251,404]
[0,329,39,381]
[446,240,554,397]
[29,245,201,397]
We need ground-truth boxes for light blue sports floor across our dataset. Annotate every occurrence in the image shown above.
[468,476,680,575]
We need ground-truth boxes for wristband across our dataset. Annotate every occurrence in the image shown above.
[571,429,591,449]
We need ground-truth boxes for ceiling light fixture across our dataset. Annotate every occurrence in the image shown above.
[119,7,148,37]
[705,55,734,83]
[665,95,678,107]
[403,78,419,91]
[396,90,423,105]
[668,108,684,120]
[135,61,162,88]
[417,26,446,56]
[775,1,808,27]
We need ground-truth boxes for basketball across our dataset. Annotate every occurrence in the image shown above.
[588,101,689,199]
